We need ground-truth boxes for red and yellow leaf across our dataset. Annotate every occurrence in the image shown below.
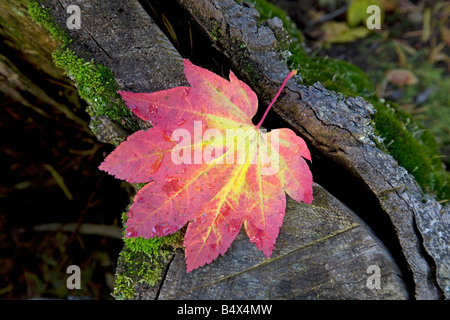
[99,59,313,272]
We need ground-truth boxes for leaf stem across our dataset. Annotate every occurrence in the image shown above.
[256,70,297,129]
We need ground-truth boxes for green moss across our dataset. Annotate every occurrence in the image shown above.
[27,0,72,45]
[51,47,137,133]
[113,212,183,300]
[27,0,138,134]
[113,274,136,300]
[246,0,449,202]
[290,52,375,98]
[372,100,449,200]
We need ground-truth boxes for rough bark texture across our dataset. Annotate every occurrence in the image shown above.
[44,0,188,93]
[39,0,449,299]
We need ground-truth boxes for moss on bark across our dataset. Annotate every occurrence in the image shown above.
[244,0,448,201]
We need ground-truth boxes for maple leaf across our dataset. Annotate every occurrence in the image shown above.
[99,59,313,272]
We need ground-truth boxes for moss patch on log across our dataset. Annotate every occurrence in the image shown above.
[27,0,138,136]
[113,212,184,300]
[27,0,72,44]
[51,47,137,134]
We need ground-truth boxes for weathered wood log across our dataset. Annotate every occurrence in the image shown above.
[155,183,408,300]
[38,0,449,299]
